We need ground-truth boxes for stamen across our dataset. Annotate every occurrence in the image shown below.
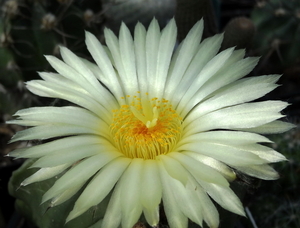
[110,93,182,159]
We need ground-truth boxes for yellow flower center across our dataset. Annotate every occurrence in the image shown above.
[110,93,182,159]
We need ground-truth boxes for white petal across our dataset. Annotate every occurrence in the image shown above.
[45,55,87,87]
[101,180,122,228]
[167,175,203,226]
[140,160,162,211]
[175,33,222,95]
[134,22,148,93]
[66,157,131,222]
[143,207,159,227]
[199,56,259,98]
[9,135,110,158]
[158,161,188,228]
[184,152,236,182]
[158,154,188,185]
[176,47,235,115]
[38,72,118,111]
[21,163,70,186]
[45,53,114,110]
[178,143,265,166]
[210,73,280,97]
[10,124,98,142]
[169,33,223,106]
[178,130,285,165]
[184,101,287,134]
[233,164,280,180]
[10,106,108,132]
[180,56,260,118]
[164,20,203,99]
[186,75,280,122]
[105,28,133,96]
[146,18,160,98]
[169,152,229,187]
[59,47,106,97]
[50,182,84,207]
[26,80,112,120]
[30,144,108,168]
[179,131,272,146]
[119,22,139,93]
[215,48,246,68]
[120,159,143,228]
[38,72,86,94]
[85,31,125,103]
[198,181,245,216]
[42,152,121,203]
[237,120,295,134]
[238,144,286,162]
[78,58,105,81]
[166,41,182,82]
[60,47,103,91]
[188,179,219,228]
[150,18,177,99]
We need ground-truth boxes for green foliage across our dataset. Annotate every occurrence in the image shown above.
[251,0,300,67]
[0,0,104,114]
[0,0,103,84]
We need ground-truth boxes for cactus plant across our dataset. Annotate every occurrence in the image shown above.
[0,0,105,115]
[1,0,104,83]
[251,0,300,68]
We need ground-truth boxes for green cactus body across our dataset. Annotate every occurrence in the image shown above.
[251,0,300,67]
[0,0,103,114]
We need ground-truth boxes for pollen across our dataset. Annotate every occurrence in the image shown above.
[110,93,182,159]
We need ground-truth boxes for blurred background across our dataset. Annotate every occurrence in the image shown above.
[0,0,299,227]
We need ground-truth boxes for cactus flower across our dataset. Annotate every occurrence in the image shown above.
[8,18,293,228]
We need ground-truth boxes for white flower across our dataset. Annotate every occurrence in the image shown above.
[8,18,293,228]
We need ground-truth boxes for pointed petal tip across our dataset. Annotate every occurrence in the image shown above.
[65,214,74,224]
[149,17,159,27]
[16,185,22,191]
[5,119,13,124]
[8,138,17,144]
[119,22,130,36]
[239,210,246,217]
[230,201,246,217]
[104,27,115,41]
[41,195,50,205]
[287,122,297,130]
[85,31,99,44]
[6,149,20,157]
[195,18,204,28]
[218,32,225,40]
[168,17,176,25]
[44,55,52,61]
[6,152,21,160]
[65,209,84,225]
[151,16,158,21]
[85,30,94,38]
[271,172,280,180]
[20,181,27,187]
[120,21,127,28]
[59,45,68,52]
